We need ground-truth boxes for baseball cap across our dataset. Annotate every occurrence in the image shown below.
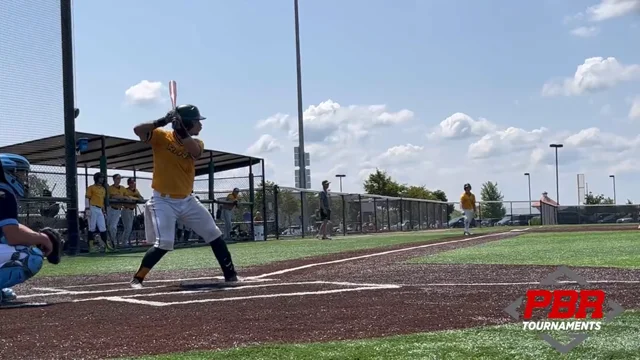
[322,180,330,186]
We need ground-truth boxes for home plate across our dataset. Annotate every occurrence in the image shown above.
[178,277,274,290]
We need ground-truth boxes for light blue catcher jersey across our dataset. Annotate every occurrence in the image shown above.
[0,184,19,244]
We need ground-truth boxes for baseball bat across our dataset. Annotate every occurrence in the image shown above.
[169,80,177,110]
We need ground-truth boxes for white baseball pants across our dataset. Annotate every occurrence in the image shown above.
[120,208,135,245]
[145,191,222,251]
[463,209,474,233]
[88,205,106,232]
[107,207,121,243]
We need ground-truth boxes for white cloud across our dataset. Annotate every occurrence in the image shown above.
[468,127,549,159]
[587,0,640,21]
[256,113,290,130]
[542,57,640,96]
[125,80,165,106]
[257,100,414,146]
[629,96,640,120]
[376,144,425,166]
[428,112,498,140]
[564,127,639,151]
[570,26,600,37]
[246,134,282,155]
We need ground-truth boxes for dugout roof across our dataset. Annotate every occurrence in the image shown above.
[0,132,262,176]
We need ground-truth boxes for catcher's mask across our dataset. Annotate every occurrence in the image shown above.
[0,153,30,198]
[172,104,206,131]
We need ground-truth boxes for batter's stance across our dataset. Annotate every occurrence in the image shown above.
[0,154,63,303]
[129,105,238,289]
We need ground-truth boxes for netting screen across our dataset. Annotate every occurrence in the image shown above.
[1,0,65,147]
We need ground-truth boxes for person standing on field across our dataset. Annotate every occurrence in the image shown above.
[317,180,332,240]
[460,183,477,236]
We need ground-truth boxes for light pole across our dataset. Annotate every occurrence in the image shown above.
[335,174,346,192]
[549,144,563,204]
[294,0,306,190]
[609,175,616,204]
[524,172,532,215]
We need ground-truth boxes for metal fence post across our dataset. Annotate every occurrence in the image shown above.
[261,160,267,241]
[274,185,280,240]
[300,191,305,238]
[386,198,391,231]
[373,198,378,232]
[398,198,404,231]
[342,195,347,236]
[358,194,363,234]
[248,160,255,242]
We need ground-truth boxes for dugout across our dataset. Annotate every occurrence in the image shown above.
[0,131,267,251]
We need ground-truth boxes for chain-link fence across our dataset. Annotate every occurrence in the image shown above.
[450,200,539,228]
[556,204,639,225]
[262,185,449,239]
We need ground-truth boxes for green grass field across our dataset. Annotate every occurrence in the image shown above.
[123,310,640,360]
[408,231,640,268]
[40,229,495,277]
[109,228,640,359]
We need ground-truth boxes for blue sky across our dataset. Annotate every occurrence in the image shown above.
[2,0,640,207]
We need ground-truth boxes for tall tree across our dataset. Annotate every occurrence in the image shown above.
[584,192,615,205]
[401,185,433,199]
[363,169,405,197]
[480,181,506,219]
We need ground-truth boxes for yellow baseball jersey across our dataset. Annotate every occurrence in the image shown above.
[86,184,106,208]
[108,185,127,197]
[460,192,476,210]
[123,188,142,209]
[148,128,204,197]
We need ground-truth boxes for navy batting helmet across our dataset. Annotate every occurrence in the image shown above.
[172,104,206,131]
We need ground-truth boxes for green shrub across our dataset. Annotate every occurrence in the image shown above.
[529,216,541,226]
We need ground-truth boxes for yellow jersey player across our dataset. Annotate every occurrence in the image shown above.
[120,178,143,247]
[460,183,477,236]
[106,174,127,247]
[84,172,113,251]
[129,104,238,289]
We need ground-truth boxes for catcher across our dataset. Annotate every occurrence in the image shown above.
[0,153,63,303]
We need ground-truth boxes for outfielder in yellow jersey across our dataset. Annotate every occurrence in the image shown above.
[460,183,477,236]
[129,104,238,289]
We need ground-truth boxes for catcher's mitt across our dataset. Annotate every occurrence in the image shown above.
[40,227,64,264]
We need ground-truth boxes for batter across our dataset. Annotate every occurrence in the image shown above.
[129,104,238,288]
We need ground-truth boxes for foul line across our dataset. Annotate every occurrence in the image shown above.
[252,231,520,279]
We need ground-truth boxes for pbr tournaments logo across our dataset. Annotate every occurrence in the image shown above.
[504,266,624,354]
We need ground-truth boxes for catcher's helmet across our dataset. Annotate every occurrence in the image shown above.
[172,104,206,131]
[0,153,30,198]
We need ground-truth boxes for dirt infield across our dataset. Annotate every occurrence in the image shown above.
[1,227,639,360]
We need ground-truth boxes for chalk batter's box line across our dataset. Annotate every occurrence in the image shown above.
[19,280,401,300]
[73,283,402,307]
[19,230,526,301]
